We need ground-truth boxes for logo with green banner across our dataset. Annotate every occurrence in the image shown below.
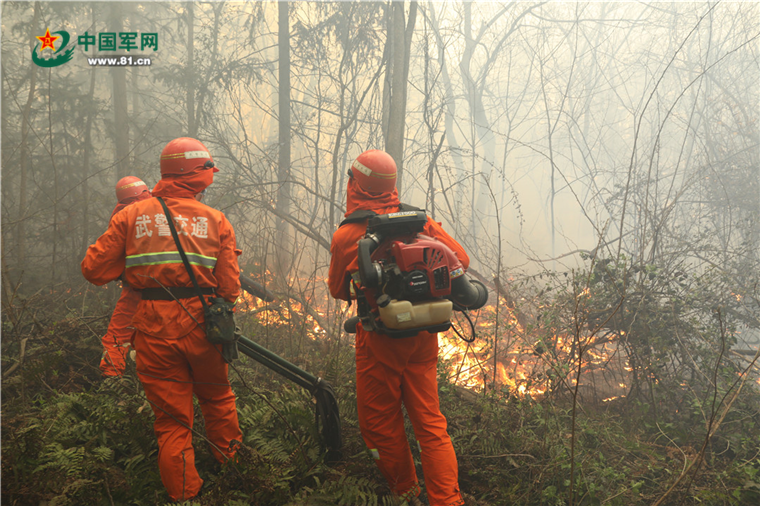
[32,28,75,67]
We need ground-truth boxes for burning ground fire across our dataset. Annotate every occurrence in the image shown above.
[237,282,639,401]
[235,275,760,398]
[436,305,634,400]
[237,289,328,339]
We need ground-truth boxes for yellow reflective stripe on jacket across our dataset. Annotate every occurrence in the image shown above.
[125,251,217,269]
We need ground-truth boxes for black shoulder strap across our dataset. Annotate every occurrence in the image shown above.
[398,203,423,212]
[157,197,209,310]
[338,203,425,228]
[338,209,377,227]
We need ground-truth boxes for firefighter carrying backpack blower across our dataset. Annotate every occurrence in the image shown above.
[328,150,486,506]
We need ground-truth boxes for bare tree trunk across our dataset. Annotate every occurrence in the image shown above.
[79,5,99,254]
[196,3,223,138]
[461,2,481,256]
[275,0,292,276]
[381,3,392,145]
[384,1,416,194]
[426,2,467,226]
[327,5,387,231]
[47,70,59,284]
[186,2,196,136]
[81,67,97,253]
[459,2,501,258]
[110,3,130,179]
[131,67,140,123]
[16,2,41,273]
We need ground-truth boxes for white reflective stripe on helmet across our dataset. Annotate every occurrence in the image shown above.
[352,159,373,177]
[184,151,210,159]
[117,180,145,190]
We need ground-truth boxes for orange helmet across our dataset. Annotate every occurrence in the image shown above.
[159,137,219,176]
[349,150,397,194]
[115,176,149,203]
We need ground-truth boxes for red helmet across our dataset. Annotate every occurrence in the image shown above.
[159,137,219,176]
[350,150,397,194]
[115,176,149,203]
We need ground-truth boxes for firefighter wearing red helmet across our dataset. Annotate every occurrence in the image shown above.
[329,150,470,506]
[160,137,220,176]
[115,176,150,205]
[98,176,153,377]
[82,137,242,502]
[349,149,398,194]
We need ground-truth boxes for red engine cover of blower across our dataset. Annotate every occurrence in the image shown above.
[371,234,464,298]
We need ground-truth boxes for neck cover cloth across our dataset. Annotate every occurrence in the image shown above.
[152,167,214,199]
[345,176,400,216]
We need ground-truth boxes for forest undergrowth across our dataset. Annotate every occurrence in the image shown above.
[2,283,760,506]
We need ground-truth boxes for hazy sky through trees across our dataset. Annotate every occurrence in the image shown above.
[1,1,757,295]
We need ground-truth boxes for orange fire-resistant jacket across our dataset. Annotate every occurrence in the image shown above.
[82,171,242,501]
[82,192,241,338]
[328,177,468,506]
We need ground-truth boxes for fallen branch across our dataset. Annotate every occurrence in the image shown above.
[3,337,29,378]
[243,303,282,316]
[732,349,760,357]
[459,453,536,459]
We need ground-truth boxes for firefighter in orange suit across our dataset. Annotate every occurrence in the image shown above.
[328,150,468,506]
[82,138,243,502]
[99,176,152,377]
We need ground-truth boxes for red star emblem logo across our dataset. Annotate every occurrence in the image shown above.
[37,29,59,51]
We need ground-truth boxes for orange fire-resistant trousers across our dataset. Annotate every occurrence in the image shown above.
[356,327,464,506]
[133,326,242,501]
[99,284,140,377]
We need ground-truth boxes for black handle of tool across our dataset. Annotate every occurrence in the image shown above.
[239,274,276,302]
[235,332,343,461]
[236,337,314,391]
[157,197,210,311]
[235,333,318,390]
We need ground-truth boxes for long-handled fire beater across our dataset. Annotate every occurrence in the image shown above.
[237,275,342,461]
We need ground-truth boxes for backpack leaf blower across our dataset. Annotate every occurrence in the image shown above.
[343,210,488,339]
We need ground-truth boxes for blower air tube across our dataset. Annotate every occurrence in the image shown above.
[357,236,382,288]
[344,315,360,334]
[450,275,488,310]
